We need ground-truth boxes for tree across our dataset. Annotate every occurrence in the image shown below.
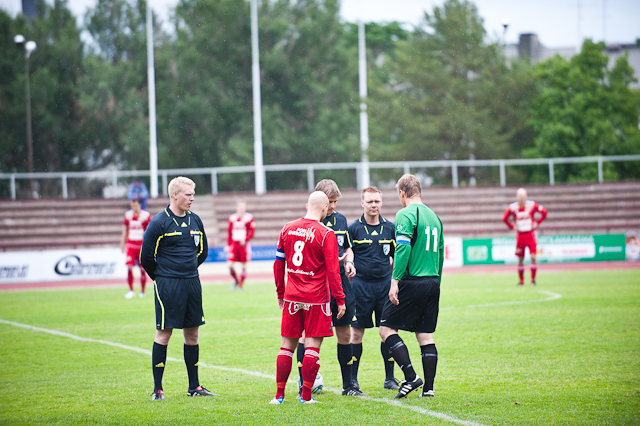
[0,1,85,196]
[367,0,536,185]
[527,40,640,182]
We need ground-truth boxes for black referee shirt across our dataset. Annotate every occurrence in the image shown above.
[348,214,395,281]
[141,206,208,280]
[321,211,352,274]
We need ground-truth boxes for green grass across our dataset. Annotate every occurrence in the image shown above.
[1,270,639,425]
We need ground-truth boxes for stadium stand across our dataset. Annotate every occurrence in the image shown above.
[1,181,639,252]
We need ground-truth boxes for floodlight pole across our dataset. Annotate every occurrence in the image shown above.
[358,21,370,190]
[146,0,159,198]
[25,48,34,198]
[250,0,266,195]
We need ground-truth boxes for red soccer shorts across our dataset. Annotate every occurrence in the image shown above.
[228,241,251,263]
[125,244,142,266]
[280,301,334,339]
[515,231,537,257]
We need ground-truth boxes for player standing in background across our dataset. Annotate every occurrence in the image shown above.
[346,186,399,393]
[294,179,359,396]
[502,188,548,286]
[140,177,214,401]
[127,180,149,210]
[271,191,346,404]
[227,201,255,290]
[120,196,151,299]
[379,174,444,399]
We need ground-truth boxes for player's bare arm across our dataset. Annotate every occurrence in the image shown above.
[120,225,127,252]
[389,278,400,305]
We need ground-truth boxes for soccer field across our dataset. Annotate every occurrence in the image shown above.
[1,270,639,425]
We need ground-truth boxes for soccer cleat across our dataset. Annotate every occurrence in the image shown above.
[151,390,165,401]
[531,281,536,286]
[187,385,218,396]
[384,378,400,390]
[269,396,284,404]
[420,389,435,398]
[342,387,367,396]
[393,376,424,399]
[350,379,361,391]
[230,283,237,291]
[517,282,524,286]
[300,396,320,404]
[125,290,135,299]
[139,292,145,298]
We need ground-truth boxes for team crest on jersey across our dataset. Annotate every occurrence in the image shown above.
[193,235,200,247]
[337,235,344,246]
[383,244,390,255]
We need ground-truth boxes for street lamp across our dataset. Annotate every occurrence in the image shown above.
[14,34,37,198]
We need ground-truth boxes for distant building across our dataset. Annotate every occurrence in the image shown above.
[504,33,640,89]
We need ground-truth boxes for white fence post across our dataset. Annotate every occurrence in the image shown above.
[10,174,16,199]
[499,161,506,187]
[548,160,555,186]
[597,157,603,183]
[307,165,315,191]
[403,162,410,175]
[210,170,218,195]
[62,174,68,199]
[162,171,168,196]
[451,162,458,188]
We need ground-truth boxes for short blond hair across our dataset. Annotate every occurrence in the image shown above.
[315,179,342,199]
[396,174,421,198]
[361,186,382,200]
[168,176,195,196]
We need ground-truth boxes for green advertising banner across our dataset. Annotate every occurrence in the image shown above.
[462,234,626,265]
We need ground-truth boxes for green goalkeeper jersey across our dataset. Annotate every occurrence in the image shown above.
[392,203,444,282]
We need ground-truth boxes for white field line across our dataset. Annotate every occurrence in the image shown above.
[441,290,561,311]
[0,318,487,426]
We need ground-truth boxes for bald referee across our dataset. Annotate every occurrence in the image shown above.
[379,174,444,399]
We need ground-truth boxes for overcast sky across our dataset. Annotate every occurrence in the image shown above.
[1,0,638,48]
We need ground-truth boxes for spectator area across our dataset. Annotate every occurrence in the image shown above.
[1,181,639,252]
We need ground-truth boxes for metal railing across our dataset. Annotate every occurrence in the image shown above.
[2,154,640,199]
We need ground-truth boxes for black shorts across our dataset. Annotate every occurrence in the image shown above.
[153,276,205,330]
[351,276,391,329]
[331,273,355,328]
[380,276,440,334]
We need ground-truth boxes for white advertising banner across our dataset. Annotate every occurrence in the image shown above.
[0,248,128,284]
[443,236,463,268]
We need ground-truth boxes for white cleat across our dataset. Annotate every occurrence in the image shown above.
[269,396,284,404]
[420,390,435,398]
[124,290,135,299]
[139,292,145,298]
[300,397,320,404]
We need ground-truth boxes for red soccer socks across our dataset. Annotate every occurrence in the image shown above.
[301,347,320,401]
[275,347,294,399]
[517,265,525,285]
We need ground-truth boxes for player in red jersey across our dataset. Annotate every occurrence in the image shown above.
[120,196,151,298]
[227,201,255,290]
[502,188,548,286]
[270,191,346,405]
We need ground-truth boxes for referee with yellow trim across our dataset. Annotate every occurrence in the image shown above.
[140,176,214,401]
[379,174,444,399]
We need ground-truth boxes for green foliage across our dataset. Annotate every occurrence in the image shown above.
[1,270,639,424]
[527,40,640,182]
[367,0,536,186]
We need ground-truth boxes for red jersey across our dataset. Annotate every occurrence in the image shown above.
[274,217,345,305]
[502,200,547,234]
[123,209,151,248]
[228,213,255,245]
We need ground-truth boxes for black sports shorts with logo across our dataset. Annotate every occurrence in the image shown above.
[153,276,205,330]
[331,272,356,327]
[351,276,391,329]
[380,276,440,334]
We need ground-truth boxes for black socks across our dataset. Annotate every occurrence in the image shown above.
[152,342,167,392]
[385,334,416,382]
[381,341,395,380]
[337,344,353,389]
[421,344,438,391]
[351,343,363,381]
[296,342,305,381]
[184,344,200,390]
